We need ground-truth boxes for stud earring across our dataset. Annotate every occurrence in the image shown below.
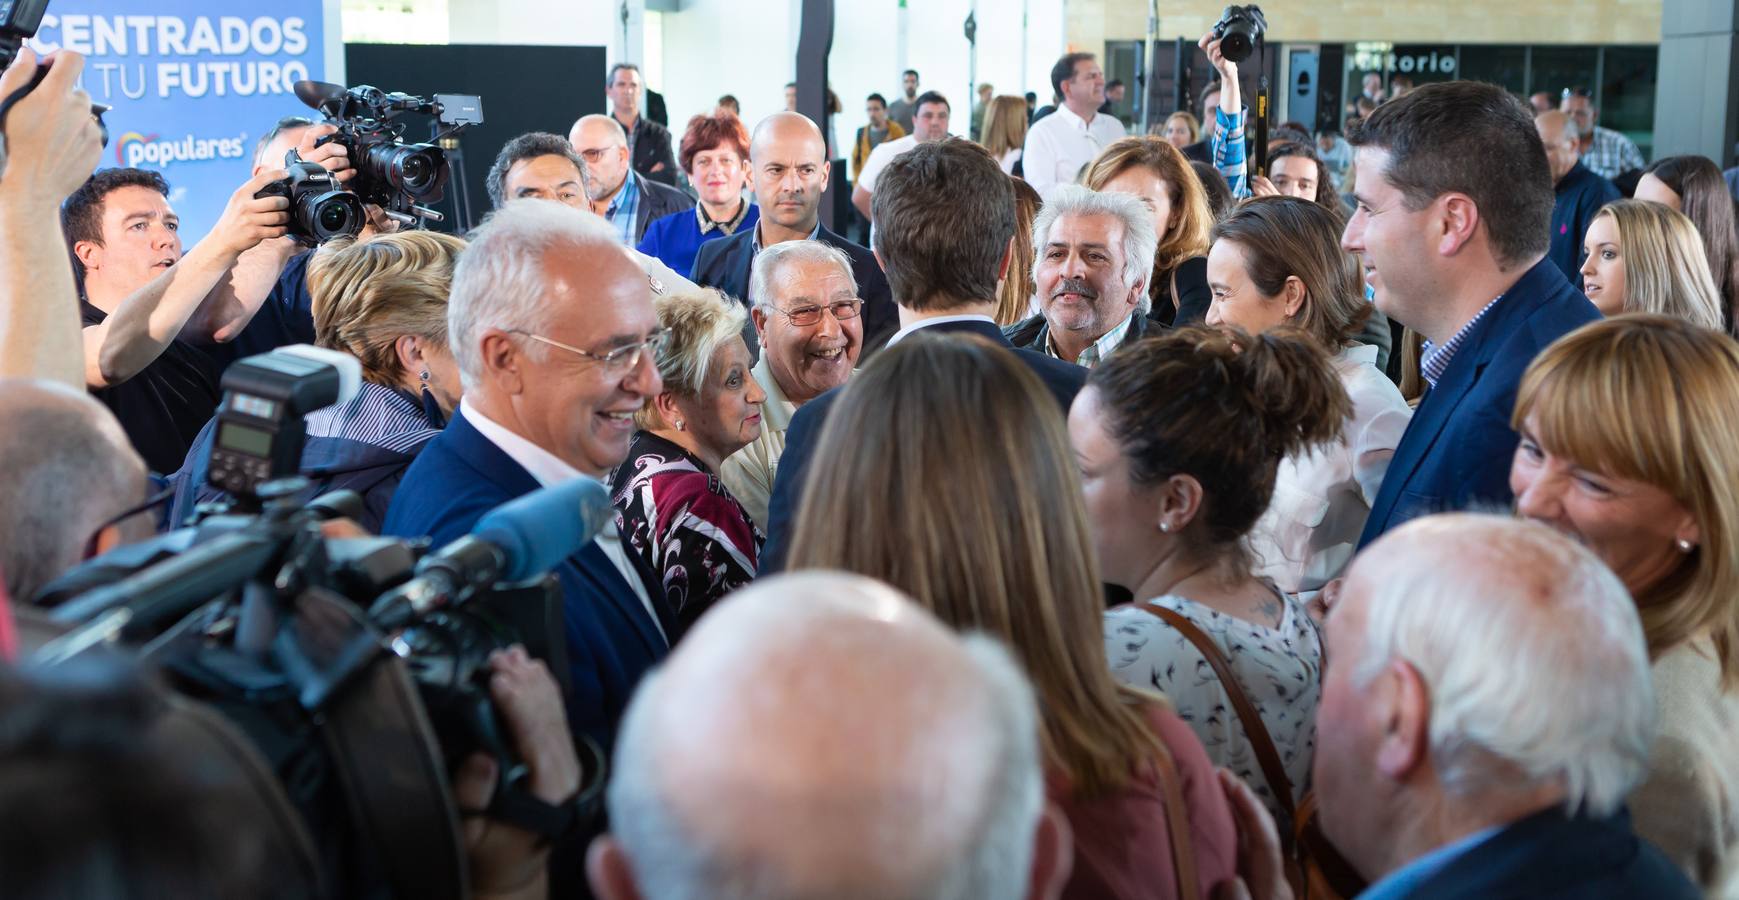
[675,419,685,432]
[1678,538,1696,553]
[1159,522,1171,533]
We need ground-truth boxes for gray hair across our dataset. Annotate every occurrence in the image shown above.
[447,201,624,388]
[0,380,145,601]
[484,132,589,209]
[1353,514,1656,817]
[1030,184,1159,312]
[606,576,1044,900]
[747,240,858,310]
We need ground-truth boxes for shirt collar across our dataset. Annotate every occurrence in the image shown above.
[461,397,590,488]
[1054,103,1095,130]
[750,354,799,431]
[752,217,822,253]
[1044,311,1135,367]
[698,197,751,236]
[1419,294,1505,389]
[885,313,998,347]
[607,171,640,218]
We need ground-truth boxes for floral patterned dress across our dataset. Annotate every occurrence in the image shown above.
[611,432,763,632]
[1102,592,1323,822]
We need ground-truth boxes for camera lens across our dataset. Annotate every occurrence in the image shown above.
[302,191,365,242]
[318,201,353,233]
[400,153,431,186]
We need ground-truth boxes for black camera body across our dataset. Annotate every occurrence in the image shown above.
[255,150,366,244]
[207,346,355,503]
[1211,4,1268,64]
[294,81,483,226]
[0,0,110,150]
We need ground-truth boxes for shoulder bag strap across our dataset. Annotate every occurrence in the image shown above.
[1146,733,1202,900]
[1136,602,1298,821]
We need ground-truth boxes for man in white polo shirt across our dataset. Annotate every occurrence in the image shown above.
[851,90,952,226]
[1023,52,1127,195]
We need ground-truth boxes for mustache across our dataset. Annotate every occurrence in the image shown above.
[1051,277,1099,300]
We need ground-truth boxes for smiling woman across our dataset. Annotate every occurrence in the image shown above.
[1509,314,1739,892]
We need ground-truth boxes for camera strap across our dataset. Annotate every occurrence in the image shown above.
[462,735,607,845]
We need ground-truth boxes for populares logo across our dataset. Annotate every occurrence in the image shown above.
[116,131,250,168]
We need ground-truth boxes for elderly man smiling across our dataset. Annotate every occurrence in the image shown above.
[719,241,863,527]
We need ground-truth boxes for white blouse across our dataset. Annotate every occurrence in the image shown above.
[1249,344,1411,593]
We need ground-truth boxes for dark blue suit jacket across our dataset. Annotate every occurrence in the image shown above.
[1358,259,1599,547]
[758,318,1087,573]
[691,221,899,356]
[1391,807,1696,899]
[381,409,672,750]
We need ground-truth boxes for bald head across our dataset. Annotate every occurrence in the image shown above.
[1534,110,1581,182]
[568,114,632,201]
[749,112,826,166]
[746,113,831,239]
[593,573,1054,900]
[0,380,146,601]
[1316,514,1654,875]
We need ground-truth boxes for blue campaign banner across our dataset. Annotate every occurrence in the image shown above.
[27,3,331,238]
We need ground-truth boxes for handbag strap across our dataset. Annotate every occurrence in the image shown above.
[1136,601,1298,821]
[1146,732,1202,900]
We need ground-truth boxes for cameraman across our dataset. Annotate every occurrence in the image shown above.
[66,166,291,473]
[0,48,104,389]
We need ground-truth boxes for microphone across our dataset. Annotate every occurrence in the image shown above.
[370,477,614,630]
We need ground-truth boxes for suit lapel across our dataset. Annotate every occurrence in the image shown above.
[573,540,669,655]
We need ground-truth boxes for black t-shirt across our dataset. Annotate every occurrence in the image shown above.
[201,249,316,368]
[81,299,224,476]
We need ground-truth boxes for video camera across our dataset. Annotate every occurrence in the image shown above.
[32,348,609,899]
[259,80,483,241]
[0,0,111,156]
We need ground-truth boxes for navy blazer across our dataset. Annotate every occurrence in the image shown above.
[690,221,898,356]
[1392,807,1696,899]
[758,318,1086,573]
[1358,259,1599,546]
[380,409,672,750]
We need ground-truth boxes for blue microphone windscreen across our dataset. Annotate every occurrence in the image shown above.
[472,477,615,582]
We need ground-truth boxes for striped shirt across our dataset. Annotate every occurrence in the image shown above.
[1580,126,1646,181]
[1212,105,1250,198]
[1043,311,1136,368]
[1419,296,1504,389]
[304,381,442,455]
[604,172,643,246]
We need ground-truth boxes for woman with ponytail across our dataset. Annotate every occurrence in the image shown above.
[1073,324,1351,823]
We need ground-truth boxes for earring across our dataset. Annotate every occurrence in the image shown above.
[1678,538,1695,553]
[1159,522,1170,533]
[419,369,431,384]
[674,419,685,432]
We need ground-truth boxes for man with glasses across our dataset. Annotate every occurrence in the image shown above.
[384,200,676,751]
[1561,87,1645,181]
[567,114,694,245]
[719,241,864,527]
[0,379,151,604]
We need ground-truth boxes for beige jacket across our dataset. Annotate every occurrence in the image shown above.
[1630,637,1739,896]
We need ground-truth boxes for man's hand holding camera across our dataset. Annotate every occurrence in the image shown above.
[213,171,293,260]
[455,646,582,900]
[0,49,103,204]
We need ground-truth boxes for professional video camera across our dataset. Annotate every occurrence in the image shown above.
[0,0,111,155]
[32,348,609,899]
[1211,4,1267,64]
[288,80,484,231]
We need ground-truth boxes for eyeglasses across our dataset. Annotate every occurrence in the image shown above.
[1561,87,1593,99]
[769,299,863,327]
[509,328,670,376]
[82,484,175,561]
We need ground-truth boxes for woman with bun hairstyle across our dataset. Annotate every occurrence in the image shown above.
[1074,325,1351,822]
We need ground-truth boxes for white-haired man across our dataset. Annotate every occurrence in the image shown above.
[383,200,675,751]
[1308,514,1697,898]
[587,572,1073,900]
[718,240,862,527]
[1005,184,1158,367]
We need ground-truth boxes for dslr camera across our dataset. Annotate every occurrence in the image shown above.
[305,81,481,227]
[1211,4,1268,64]
[255,150,368,245]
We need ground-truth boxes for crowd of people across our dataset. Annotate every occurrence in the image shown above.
[3,23,1739,900]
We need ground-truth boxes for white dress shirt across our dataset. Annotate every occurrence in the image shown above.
[1248,344,1412,593]
[856,133,918,194]
[1022,104,1128,196]
[460,397,666,643]
[885,313,999,347]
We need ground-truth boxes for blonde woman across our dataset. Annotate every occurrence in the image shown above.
[980,94,1030,175]
[1580,199,1725,330]
[1511,315,1739,892]
[1158,111,1200,150]
[789,334,1239,899]
[1082,137,1216,324]
[170,231,467,530]
[612,289,765,631]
